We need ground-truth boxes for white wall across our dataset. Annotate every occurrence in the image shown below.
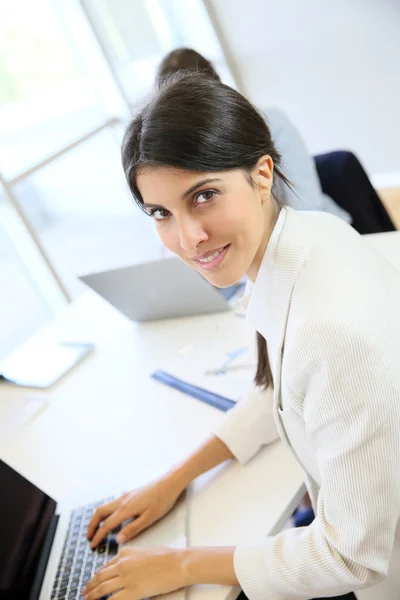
[207,0,400,181]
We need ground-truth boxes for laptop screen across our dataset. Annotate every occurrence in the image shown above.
[0,460,56,599]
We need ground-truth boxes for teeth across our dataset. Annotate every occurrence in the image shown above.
[198,247,224,263]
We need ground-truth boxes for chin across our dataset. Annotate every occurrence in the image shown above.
[206,271,244,289]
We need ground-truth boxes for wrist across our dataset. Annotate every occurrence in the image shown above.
[168,460,196,492]
[177,547,238,587]
[178,547,200,587]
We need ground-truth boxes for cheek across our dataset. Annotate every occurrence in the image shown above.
[156,222,180,254]
[219,203,258,240]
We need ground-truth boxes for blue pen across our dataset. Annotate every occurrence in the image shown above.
[151,370,236,411]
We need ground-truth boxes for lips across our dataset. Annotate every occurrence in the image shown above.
[192,244,230,271]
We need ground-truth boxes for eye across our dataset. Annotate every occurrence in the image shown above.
[149,207,171,221]
[194,189,217,205]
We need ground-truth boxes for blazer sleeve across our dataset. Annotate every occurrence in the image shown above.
[233,316,400,599]
[212,385,279,465]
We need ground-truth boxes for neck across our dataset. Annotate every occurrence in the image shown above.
[247,198,280,283]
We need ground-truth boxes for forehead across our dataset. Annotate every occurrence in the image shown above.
[136,166,246,204]
[137,166,204,191]
[137,165,220,194]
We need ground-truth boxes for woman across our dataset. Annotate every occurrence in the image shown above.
[83,74,400,600]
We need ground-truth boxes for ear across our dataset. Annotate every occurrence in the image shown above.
[254,155,274,203]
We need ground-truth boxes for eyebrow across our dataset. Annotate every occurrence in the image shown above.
[142,177,222,210]
[181,177,222,200]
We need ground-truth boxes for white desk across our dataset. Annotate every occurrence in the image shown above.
[1,230,399,600]
[364,230,400,271]
[0,292,305,600]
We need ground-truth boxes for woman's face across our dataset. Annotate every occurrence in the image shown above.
[136,156,276,287]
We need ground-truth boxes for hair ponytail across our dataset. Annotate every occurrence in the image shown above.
[255,332,273,389]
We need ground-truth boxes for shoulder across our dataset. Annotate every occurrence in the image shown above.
[282,211,400,353]
[286,313,392,401]
[262,107,303,146]
[263,107,296,130]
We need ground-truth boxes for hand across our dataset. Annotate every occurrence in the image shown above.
[82,546,184,600]
[87,473,184,548]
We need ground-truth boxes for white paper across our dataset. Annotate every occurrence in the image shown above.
[163,314,257,402]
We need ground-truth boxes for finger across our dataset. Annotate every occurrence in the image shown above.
[87,498,120,540]
[104,553,120,568]
[117,511,152,543]
[83,564,119,595]
[106,592,125,600]
[90,509,127,548]
[83,576,121,600]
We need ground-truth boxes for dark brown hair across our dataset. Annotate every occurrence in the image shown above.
[122,73,290,390]
[156,47,220,87]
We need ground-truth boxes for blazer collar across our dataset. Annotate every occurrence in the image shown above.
[246,207,311,373]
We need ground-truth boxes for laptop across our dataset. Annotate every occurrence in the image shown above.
[0,459,187,600]
[79,257,244,322]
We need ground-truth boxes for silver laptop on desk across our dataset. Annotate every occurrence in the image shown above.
[79,257,241,322]
[0,459,186,600]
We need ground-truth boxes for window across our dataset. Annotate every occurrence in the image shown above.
[0,0,235,356]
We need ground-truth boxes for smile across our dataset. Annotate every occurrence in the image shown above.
[192,245,230,271]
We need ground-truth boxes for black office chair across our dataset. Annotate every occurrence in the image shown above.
[314,150,396,235]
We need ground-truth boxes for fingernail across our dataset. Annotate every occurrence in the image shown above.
[116,533,125,544]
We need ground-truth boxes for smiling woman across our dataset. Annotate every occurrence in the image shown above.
[81,70,400,600]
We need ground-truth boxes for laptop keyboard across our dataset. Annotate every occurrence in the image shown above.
[51,497,119,600]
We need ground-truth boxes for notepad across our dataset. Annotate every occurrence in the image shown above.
[0,341,94,388]
[154,314,257,405]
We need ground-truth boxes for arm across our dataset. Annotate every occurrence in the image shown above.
[170,434,235,491]
[169,387,279,589]
[211,385,279,465]
[171,385,278,489]
[180,547,238,587]
[84,388,277,598]
[88,387,277,548]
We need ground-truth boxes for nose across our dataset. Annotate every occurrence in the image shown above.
[177,213,209,251]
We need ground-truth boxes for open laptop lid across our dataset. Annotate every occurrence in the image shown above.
[78,257,232,322]
[0,459,58,600]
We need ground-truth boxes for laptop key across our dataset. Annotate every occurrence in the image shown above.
[111,524,121,534]
[51,498,115,599]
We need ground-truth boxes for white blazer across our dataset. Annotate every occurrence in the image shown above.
[214,207,400,600]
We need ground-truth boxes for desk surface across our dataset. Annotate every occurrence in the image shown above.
[0,293,305,600]
[1,230,399,600]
